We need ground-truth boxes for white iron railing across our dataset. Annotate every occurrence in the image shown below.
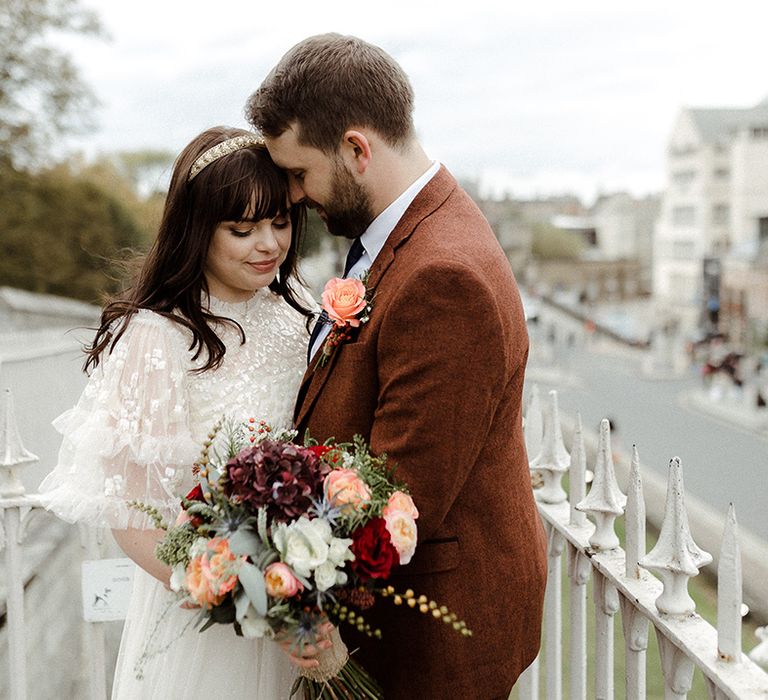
[3,382,768,698]
[519,386,768,699]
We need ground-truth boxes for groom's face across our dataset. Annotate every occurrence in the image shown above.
[265,125,374,239]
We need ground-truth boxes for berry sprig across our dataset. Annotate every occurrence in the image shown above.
[379,586,473,636]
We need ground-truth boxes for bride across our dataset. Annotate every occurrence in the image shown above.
[40,126,316,698]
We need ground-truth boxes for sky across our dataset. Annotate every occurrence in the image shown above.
[59,0,768,203]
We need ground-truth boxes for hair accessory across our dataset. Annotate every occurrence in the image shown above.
[188,134,264,182]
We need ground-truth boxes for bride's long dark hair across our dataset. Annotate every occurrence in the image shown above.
[85,126,311,373]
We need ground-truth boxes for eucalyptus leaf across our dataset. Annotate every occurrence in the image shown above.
[257,508,269,546]
[234,590,250,623]
[239,561,268,616]
[228,528,262,557]
[255,549,279,570]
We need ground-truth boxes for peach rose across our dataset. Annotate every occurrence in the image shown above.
[324,468,372,513]
[264,562,304,598]
[383,491,419,520]
[185,556,224,609]
[321,278,367,327]
[185,537,244,607]
[384,510,418,565]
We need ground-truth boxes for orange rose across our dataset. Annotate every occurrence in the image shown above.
[321,278,367,327]
[324,468,372,513]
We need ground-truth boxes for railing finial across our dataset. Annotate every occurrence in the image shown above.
[524,384,543,460]
[0,388,39,497]
[625,445,646,579]
[751,627,768,669]
[576,418,626,550]
[639,457,712,615]
[717,503,743,662]
[529,389,570,503]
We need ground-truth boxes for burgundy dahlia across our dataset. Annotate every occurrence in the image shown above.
[224,440,330,522]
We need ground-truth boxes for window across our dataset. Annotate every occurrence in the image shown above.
[759,217,768,244]
[672,240,695,258]
[712,204,730,226]
[713,167,730,180]
[751,127,768,139]
[672,206,696,226]
[672,170,695,189]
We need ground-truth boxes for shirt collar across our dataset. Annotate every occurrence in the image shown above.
[359,161,440,264]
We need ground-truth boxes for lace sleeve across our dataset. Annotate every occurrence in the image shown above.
[39,311,199,530]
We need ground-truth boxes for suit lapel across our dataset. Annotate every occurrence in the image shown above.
[294,165,458,429]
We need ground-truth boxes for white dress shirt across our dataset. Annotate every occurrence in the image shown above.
[309,160,440,361]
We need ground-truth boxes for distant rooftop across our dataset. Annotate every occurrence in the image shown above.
[688,98,768,143]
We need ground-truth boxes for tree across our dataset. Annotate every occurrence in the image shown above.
[0,161,144,302]
[0,0,102,167]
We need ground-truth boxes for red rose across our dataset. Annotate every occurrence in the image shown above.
[182,483,206,527]
[185,483,205,502]
[351,517,400,580]
[307,444,345,466]
[307,445,332,459]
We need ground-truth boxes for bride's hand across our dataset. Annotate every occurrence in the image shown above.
[278,622,335,669]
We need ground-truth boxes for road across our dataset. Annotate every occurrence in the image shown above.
[526,332,767,543]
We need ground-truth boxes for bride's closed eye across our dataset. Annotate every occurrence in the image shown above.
[271,216,291,230]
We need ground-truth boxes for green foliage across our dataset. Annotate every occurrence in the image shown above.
[530,221,584,260]
[0,161,144,303]
[154,524,197,569]
[0,0,103,167]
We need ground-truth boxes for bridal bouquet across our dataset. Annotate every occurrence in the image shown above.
[133,419,470,699]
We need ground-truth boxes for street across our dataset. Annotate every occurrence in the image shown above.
[526,329,768,543]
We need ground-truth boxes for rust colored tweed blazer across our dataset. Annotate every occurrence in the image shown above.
[295,166,547,700]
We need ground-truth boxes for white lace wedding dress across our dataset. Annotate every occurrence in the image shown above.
[40,288,310,699]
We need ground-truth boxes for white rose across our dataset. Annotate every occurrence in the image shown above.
[328,537,354,567]
[313,560,339,592]
[273,517,329,578]
[384,511,418,565]
[307,516,333,543]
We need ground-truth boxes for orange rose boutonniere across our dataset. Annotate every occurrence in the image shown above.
[317,272,374,367]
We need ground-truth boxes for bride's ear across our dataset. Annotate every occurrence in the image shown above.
[341,130,371,175]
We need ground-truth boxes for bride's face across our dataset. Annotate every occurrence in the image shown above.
[204,211,291,302]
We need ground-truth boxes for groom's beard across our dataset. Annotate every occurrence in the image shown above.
[314,160,375,240]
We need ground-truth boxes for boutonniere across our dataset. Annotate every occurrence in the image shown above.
[316,271,374,368]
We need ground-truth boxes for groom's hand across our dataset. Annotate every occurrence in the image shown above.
[278,621,334,669]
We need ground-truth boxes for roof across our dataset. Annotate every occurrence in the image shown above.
[688,99,768,143]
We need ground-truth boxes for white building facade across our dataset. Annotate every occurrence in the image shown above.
[653,98,768,330]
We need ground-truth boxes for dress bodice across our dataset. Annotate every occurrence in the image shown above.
[189,290,308,441]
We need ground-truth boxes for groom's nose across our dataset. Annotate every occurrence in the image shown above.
[288,178,306,204]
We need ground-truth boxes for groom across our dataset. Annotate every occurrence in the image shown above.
[247,34,547,699]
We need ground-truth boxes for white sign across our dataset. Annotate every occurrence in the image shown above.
[81,558,135,622]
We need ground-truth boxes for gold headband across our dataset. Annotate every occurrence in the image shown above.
[187,134,265,182]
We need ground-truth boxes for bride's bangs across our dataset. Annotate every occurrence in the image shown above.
[222,151,290,223]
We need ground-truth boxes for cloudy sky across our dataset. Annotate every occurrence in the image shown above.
[61,0,768,202]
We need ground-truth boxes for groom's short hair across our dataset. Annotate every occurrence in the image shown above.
[246,33,415,153]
